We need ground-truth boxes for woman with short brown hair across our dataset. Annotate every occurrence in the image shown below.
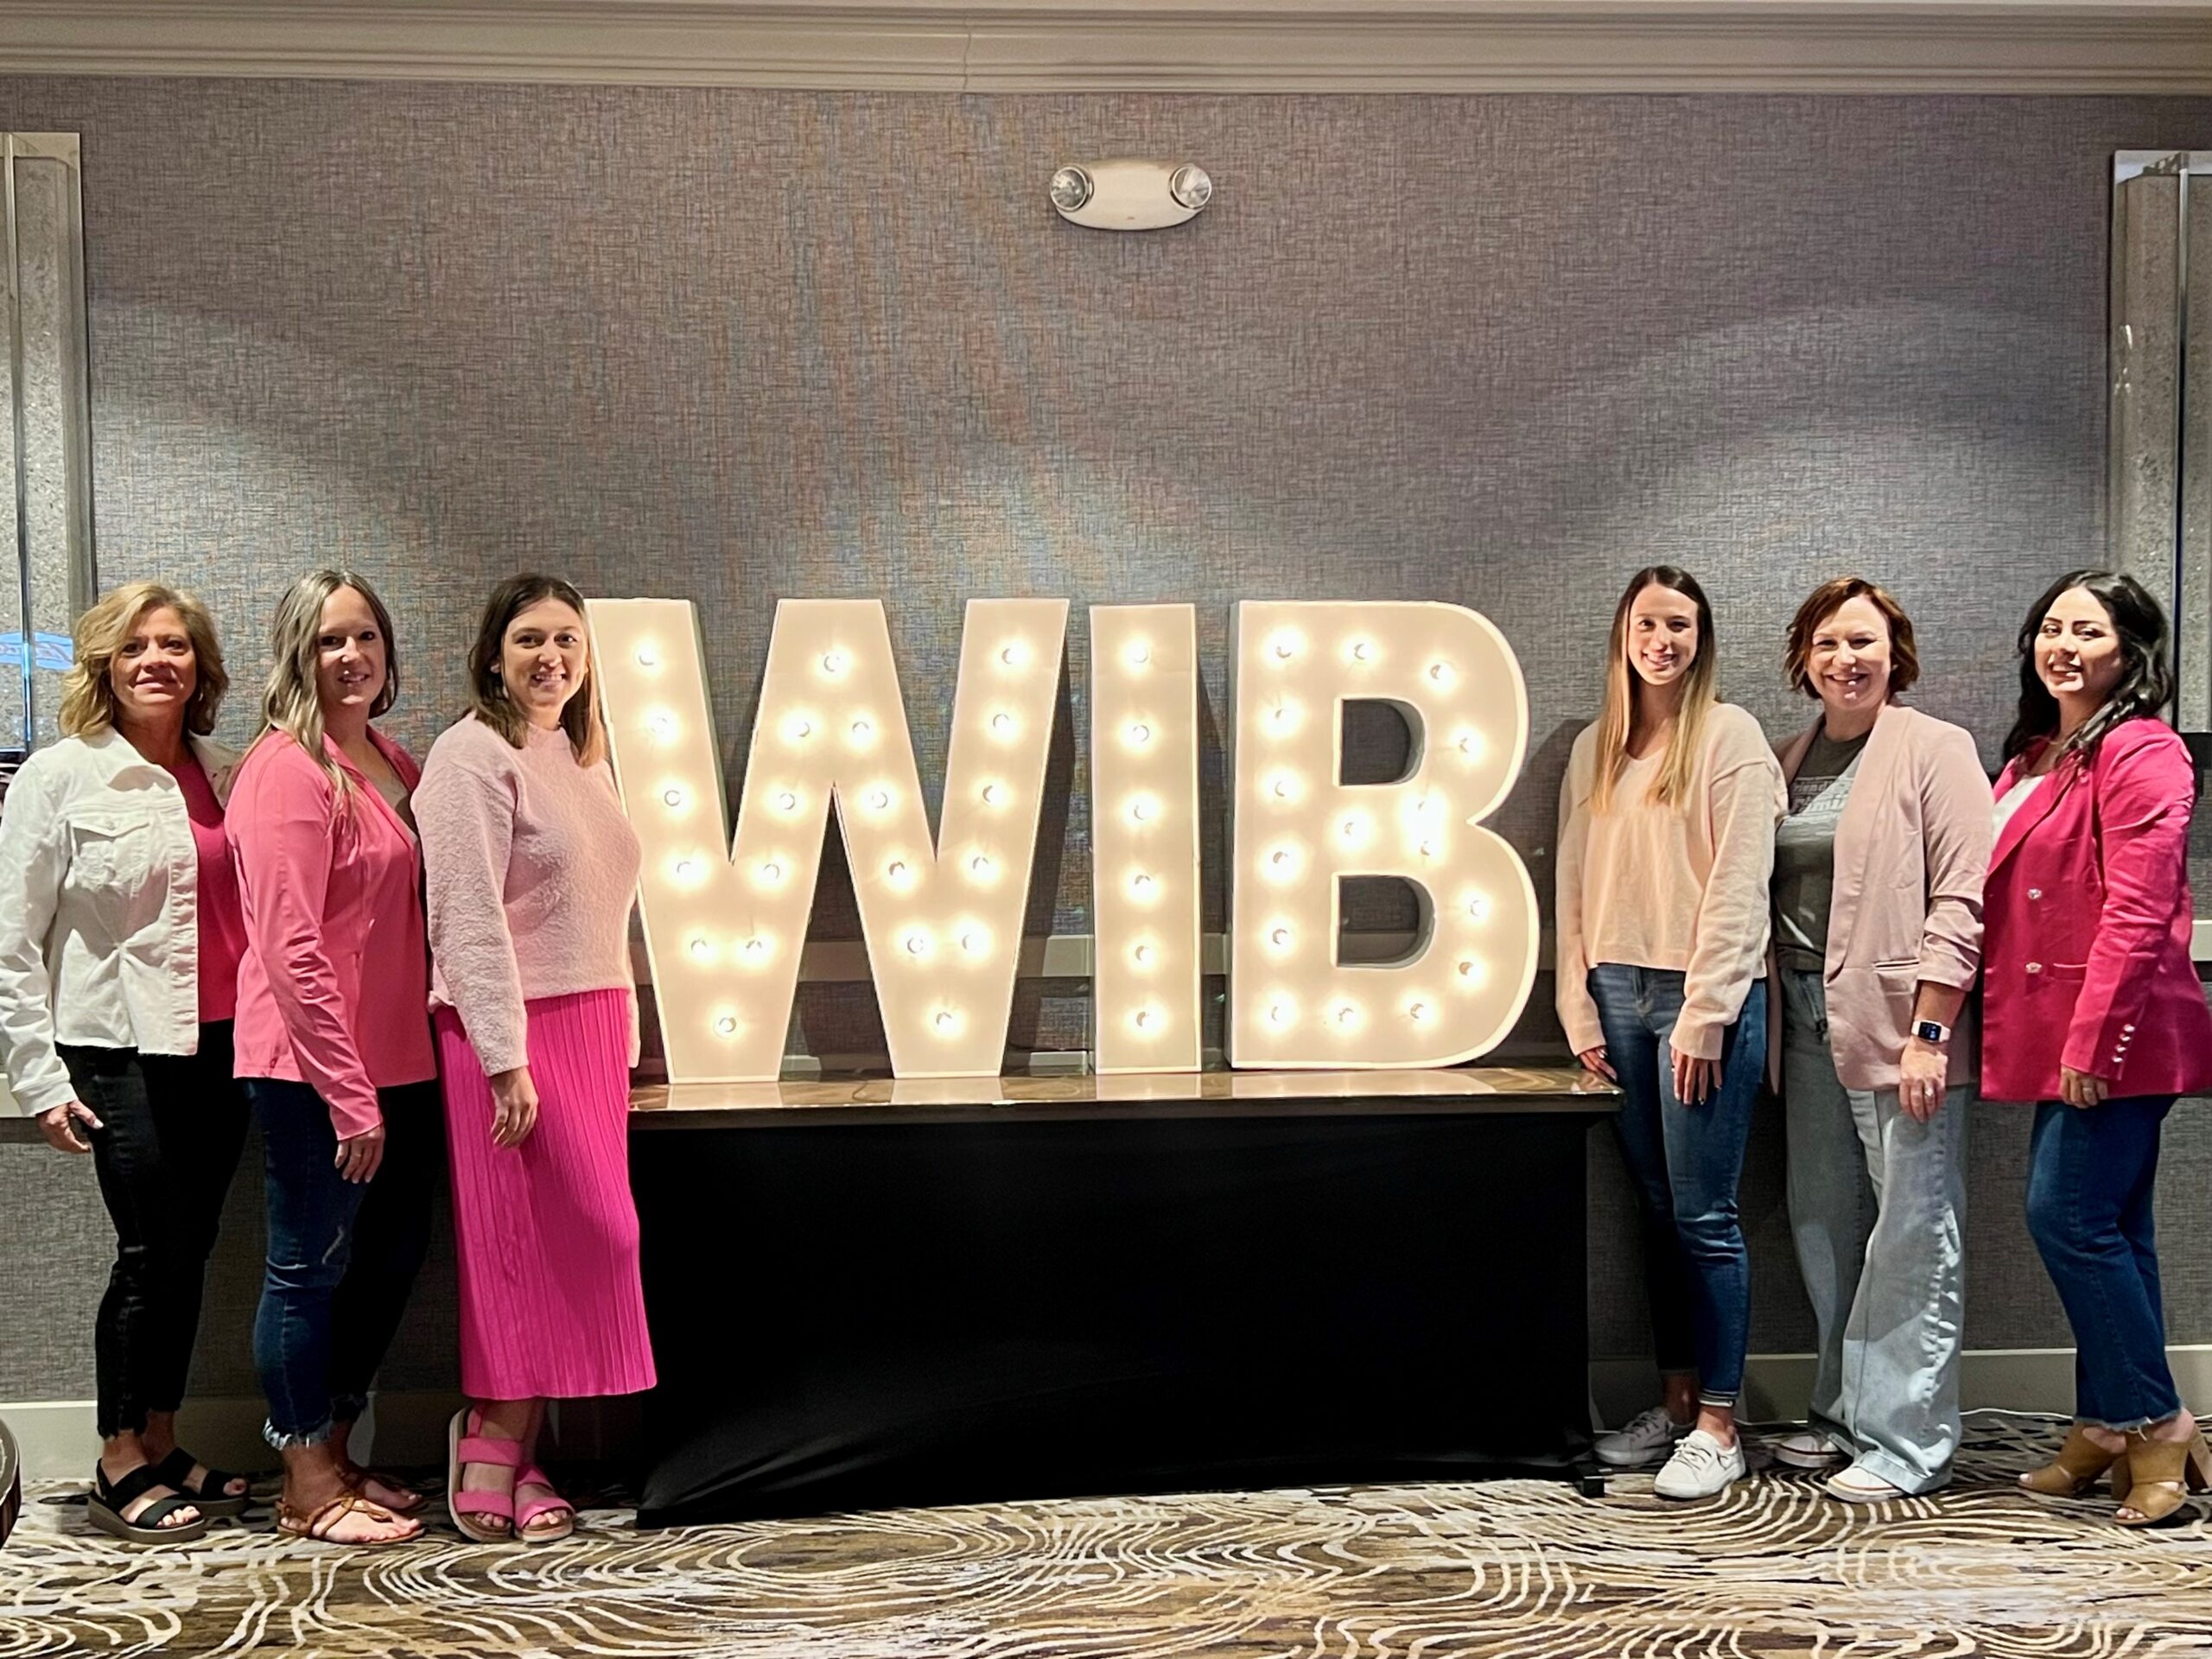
[1766,575,1989,1501]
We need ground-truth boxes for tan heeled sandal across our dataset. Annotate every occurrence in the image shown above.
[2019,1424,2122,1497]
[2115,1430,2212,1527]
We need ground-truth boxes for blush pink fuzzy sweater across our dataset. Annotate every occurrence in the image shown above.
[415,714,643,1077]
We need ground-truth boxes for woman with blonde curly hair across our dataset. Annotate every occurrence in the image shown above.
[0,580,252,1542]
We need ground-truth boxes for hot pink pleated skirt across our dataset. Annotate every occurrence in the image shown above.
[435,988,657,1402]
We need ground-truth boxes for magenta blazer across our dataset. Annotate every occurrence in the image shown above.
[228,728,437,1140]
[1980,717,2212,1103]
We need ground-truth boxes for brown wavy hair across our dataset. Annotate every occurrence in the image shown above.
[463,573,604,766]
[1783,576,1920,700]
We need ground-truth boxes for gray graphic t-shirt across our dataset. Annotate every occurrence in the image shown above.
[1772,727,1872,971]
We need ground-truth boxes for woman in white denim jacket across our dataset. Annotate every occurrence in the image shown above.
[0,582,252,1544]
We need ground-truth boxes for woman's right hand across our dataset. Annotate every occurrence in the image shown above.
[35,1099,102,1154]
[489,1066,540,1149]
[335,1121,386,1184]
[1576,1046,1618,1083]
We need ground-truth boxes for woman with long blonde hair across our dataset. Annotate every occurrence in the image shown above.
[0,582,251,1541]
[227,569,439,1547]
[1555,566,1783,1499]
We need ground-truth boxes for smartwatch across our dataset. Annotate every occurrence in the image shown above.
[1913,1020,1951,1046]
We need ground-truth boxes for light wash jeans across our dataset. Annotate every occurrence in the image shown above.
[1780,967,1968,1493]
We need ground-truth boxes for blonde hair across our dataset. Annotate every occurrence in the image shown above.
[1589,566,1719,814]
[57,580,229,739]
[254,569,400,800]
[463,573,605,766]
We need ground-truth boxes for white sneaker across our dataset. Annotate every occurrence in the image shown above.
[1770,1427,1849,1470]
[1594,1405,1694,1468]
[1653,1429,1747,1499]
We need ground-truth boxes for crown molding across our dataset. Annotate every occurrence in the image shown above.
[2,1,2211,92]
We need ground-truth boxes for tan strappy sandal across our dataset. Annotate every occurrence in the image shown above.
[2115,1430,2212,1527]
[276,1488,420,1546]
[2019,1423,2122,1497]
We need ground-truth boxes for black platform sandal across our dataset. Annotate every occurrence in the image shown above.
[150,1448,251,1518]
[87,1461,212,1544]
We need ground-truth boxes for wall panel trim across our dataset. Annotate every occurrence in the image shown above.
[3,2,2212,93]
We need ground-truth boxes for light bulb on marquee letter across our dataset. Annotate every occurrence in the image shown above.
[589,595,1067,1081]
[1226,600,1538,1068]
[1090,604,1202,1073]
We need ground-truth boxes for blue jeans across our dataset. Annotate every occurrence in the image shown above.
[2025,1094,2181,1430]
[248,1077,440,1448]
[1589,964,1764,1405]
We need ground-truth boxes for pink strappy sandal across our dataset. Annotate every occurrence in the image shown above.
[514,1464,575,1543]
[445,1407,521,1544]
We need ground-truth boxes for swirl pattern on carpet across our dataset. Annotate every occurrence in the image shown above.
[3,1416,2207,1656]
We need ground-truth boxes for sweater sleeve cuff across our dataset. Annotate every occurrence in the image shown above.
[1669,1013,1725,1062]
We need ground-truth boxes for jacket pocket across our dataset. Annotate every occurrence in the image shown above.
[65,810,161,900]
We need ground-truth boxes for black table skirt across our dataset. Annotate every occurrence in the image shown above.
[630,1107,1601,1527]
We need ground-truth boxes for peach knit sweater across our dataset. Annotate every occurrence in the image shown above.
[415,715,642,1077]
[1554,702,1786,1061]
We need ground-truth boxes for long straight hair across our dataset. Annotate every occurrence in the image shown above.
[1590,566,1719,814]
[463,572,606,766]
[256,568,401,801]
[2003,568,2173,767]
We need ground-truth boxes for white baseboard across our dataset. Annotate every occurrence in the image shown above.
[1,1390,465,1481]
[1592,1344,2212,1429]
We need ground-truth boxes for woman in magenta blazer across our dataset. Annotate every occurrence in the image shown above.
[1987,569,2212,1526]
[229,569,440,1548]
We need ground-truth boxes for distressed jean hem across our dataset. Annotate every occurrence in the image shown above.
[261,1416,335,1452]
[2079,1407,2186,1434]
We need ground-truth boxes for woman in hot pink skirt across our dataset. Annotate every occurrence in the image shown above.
[414,573,653,1543]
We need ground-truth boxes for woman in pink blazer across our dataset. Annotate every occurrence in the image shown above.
[1987,569,2212,1526]
[229,569,440,1548]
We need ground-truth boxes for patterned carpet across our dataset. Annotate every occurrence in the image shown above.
[4,1415,2209,1657]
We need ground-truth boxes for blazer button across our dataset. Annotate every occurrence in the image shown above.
[2028,887,2043,899]
[2026,962,2043,975]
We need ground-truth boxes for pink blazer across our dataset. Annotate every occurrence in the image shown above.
[1772,702,1991,1091]
[1980,718,2212,1103]
[228,728,437,1139]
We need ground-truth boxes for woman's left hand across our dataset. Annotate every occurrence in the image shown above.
[2059,1065,2111,1109]
[1897,1038,1949,1123]
[1670,1046,1718,1107]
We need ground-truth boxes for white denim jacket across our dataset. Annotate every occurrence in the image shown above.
[0,728,239,1116]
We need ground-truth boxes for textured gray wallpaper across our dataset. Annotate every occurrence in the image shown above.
[0,79,2208,1405]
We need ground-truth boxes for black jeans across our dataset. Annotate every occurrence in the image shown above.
[245,1076,441,1447]
[58,1022,251,1440]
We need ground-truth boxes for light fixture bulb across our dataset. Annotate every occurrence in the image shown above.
[1268,1001,1291,1027]
[1132,942,1154,965]
[969,853,994,878]
[743,936,769,959]
[906,931,929,956]
[1123,639,1152,670]
[1349,639,1374,664]
[648,710,677,741]
[1049,165,1093,213]
[999,640,1027,668]
[1428,661,1454,686]
[934,1008,960,1033]
[760,861,784,885]
[1168,163,1212,212]
[1127,721,1152,747]
[849,717,873,742]
[674,858,699,881]
[1409,1001,1429,1022]
[688,937,710,960]
[990,712,1015,737]
[867,787,891,811]
[821,650,847,677]
[774,790,798,813]
[662,787,684,808]
[1270,926,1291,949]
[981,782,1003,806]
[635,645,660,669]
[715,1014,738,1036]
